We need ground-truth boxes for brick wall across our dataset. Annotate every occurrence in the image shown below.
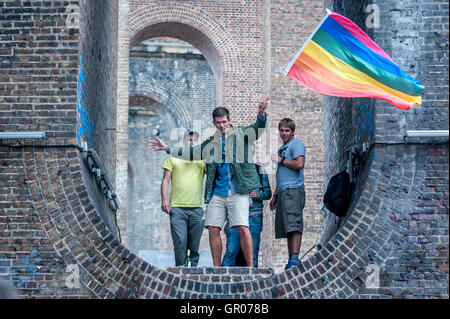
[320,0,374,246]
[0,0,78,144]
[0,0,91,298]
[78,0,118,182]
[364,0,449,297]
[372,0,449,141]
[77,0,121,244]
[115,0,130,245]
[319,0,449,298]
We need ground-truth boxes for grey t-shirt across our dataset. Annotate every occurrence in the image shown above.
[276,138,306,192]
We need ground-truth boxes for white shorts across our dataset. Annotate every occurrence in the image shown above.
[204,190,249,229]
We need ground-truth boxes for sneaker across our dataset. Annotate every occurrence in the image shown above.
[284,260,299,270]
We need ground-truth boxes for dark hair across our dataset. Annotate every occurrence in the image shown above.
[184,130,199,139]
[212,107,230,121]
[278,118,295,131]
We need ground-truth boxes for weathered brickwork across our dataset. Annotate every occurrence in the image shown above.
[320,0,375,246]
[78,0,118,185]
[0,0,448,299]
[0,147,93,298]
[0,0,79,144]
[0,0,87,298]
[115,0,130,243]
[320,0,449,297]
[372,0,449,143]
[130,39,215,131]
[77,0,121,244]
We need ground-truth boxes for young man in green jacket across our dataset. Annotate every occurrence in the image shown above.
[149,98,269,267]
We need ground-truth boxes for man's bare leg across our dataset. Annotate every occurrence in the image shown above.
[208,226,222,266]
[287,231,302,254]
[236,225,254,267]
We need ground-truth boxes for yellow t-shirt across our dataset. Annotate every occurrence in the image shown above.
[163,156,205,208]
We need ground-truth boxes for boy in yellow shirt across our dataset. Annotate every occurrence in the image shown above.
[161,130,205,266]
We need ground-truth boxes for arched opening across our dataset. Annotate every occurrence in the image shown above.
[130,23,224,107]
[125,37,216,267]
[94,0,400,299]
[94,0,375,286]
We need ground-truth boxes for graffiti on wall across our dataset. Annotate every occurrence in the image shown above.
[77,56,94,147]
[0,250,51,289]
[357,98,374,139]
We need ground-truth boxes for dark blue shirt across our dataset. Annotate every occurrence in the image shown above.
[213,135,238,196]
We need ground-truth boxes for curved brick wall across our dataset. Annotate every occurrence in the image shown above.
[128,2,244,111]
[2,142,446,298]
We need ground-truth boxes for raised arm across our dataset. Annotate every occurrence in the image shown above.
[242,97,269,141]
[258,97,269,116]
[149,136,211,161]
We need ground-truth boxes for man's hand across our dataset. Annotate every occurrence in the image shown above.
[148,137,168,152]
[258,97,269,115]
[269,196,277,211]
[271,154,281,164]
[161,200,171,214]
[250,190,260,199]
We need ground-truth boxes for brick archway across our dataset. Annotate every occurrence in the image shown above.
[130,82,192,130]
[115,2,251,225]
[128,3,243,109]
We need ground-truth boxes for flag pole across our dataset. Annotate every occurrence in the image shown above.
[283,9,332,75]
[268,9,332,98]
[269,75,283,95]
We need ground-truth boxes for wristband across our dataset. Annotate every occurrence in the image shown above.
[281,156,286,165]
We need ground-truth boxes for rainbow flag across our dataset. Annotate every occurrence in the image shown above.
[284,9,424,110]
